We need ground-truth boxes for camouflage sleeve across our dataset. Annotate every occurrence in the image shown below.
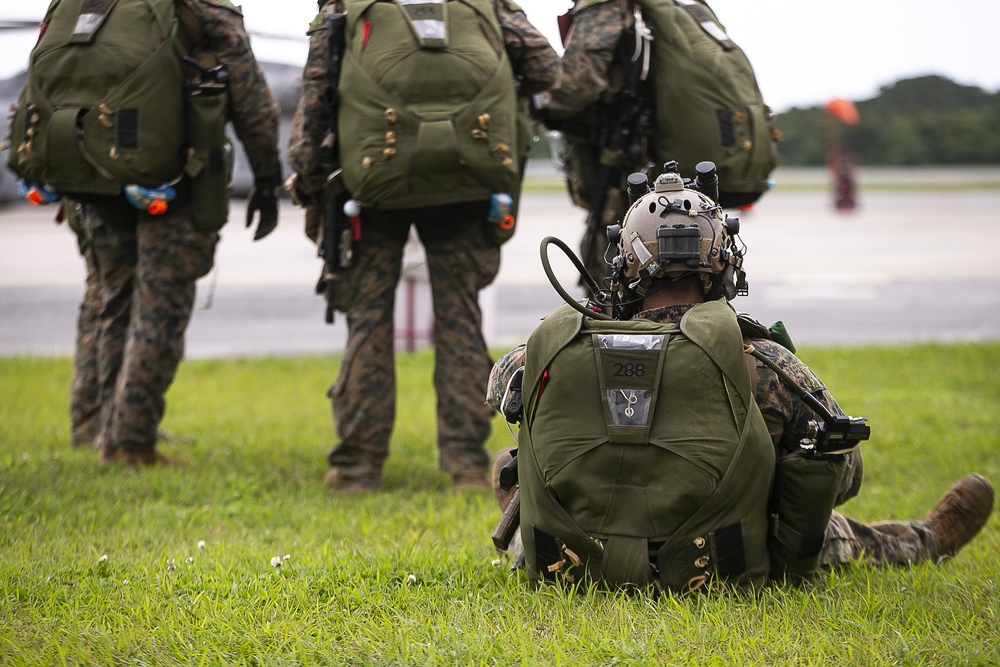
[288,1,343,196]
[494,0,560,97]
[750,339,864,506]
[196,0,282,181]
[543,0,628,120]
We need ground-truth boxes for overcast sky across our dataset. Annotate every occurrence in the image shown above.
[3,0,999,112]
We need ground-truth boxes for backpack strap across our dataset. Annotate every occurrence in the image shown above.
[175,0,219,69]
[743,343,759,392]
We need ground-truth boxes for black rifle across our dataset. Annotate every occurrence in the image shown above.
[319,11,349,324]
[577,16,654,282]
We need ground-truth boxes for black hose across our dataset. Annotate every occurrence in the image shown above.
[539,236,612,321]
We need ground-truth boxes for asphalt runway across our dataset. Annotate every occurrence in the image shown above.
[2,167,1000,358]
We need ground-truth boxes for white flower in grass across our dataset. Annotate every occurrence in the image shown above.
[98,554,108,564]
[271,556,283,568]
[406,574,417,584]
[491,559,502,567]
[167,559,176,571]
[283,554,291,561]
[186,557,194,564]
[197,540,207,552]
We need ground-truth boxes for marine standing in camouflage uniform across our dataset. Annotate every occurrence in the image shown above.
[288,0,559,491]
[81,0,282,466]
[535,0,639,283]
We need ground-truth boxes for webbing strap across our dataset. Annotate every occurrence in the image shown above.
[771,513,825,558]
[602,535,652,588]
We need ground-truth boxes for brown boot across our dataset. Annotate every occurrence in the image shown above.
[491,448,517,511]
[324,468,380,493]
[453,471,489,490]
[120,449,182,467]
[99,442,122,465]
[100,443,181,467]
[71,430,98,449]
[921,474,995,559]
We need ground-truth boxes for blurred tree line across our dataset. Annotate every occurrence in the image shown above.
[527,75,999,166]
[774,75,1000,166]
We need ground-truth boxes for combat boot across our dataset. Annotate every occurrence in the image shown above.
[324,468,380,493]
[921,473,995,559]
[491,448,517,511]
[120,449,182,467]
[453,471,489,490]
[100,442,181,467]
[71,425,99,449]
[98,441,121,465]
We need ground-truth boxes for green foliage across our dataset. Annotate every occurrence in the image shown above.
[1,345,998,665]
[775,75,1000,166]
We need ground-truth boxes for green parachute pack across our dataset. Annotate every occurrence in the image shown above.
[7,0,187,197]
[631,0,780,207]
[337,0,521,210]
[517,300,776,593]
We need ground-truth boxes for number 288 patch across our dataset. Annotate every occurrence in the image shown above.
[596,334,664,427]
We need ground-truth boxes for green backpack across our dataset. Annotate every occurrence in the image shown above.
[631,0,780,207]
[7,0,186,196]
[517,300,775,593]
[337,0,520,210]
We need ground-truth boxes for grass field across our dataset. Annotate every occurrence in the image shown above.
[1,343,998,665]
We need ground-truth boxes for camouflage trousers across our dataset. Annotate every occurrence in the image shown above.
[819,511,936,567]
[325,209,500,482]
[65,202,102,447]
[85,196,217,454]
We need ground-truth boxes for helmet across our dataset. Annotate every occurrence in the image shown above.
[609,167,747,301]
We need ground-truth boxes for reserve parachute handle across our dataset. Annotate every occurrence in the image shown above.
[539,236,612,321]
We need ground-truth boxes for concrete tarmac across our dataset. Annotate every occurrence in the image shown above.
[2,167,1000,358]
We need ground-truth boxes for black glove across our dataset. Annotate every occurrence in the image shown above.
[246,176,279,241]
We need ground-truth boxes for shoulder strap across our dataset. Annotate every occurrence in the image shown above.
[736,312,796,353]
[175,0,219,69]
[743,343,759,391]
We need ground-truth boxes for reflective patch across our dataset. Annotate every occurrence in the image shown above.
[396,0,448,47]
[597,334,664,351]
[597,334,663,427]
[411,19,446,40]
[73,13,102,35]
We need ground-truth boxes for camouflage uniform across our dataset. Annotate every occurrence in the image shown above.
[710,307,938,567]
[82,0,281,459]
[490,303,939,569]
[544,0,630,120]
[288,0,558,486]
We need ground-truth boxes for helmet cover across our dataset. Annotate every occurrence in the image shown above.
[614,171,746,299]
